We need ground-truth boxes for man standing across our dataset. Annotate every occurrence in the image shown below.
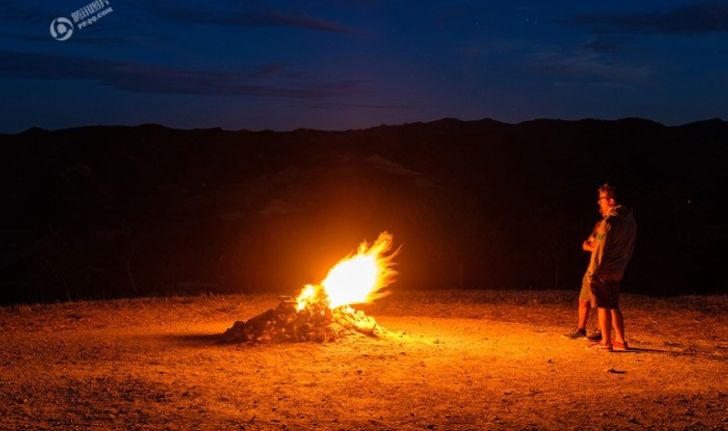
[587,183,637,351]
[564,183,637,351]
[562,220,603,341]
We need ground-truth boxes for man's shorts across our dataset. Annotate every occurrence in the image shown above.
[589,277,621,309]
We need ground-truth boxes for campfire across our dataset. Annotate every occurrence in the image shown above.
[222,232,400,343]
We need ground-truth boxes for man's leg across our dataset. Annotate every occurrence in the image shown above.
[577,300,590,329]
[576,273,593,332]
[610,308,625,344]
[564,276,594,339]
[597,307,612,346]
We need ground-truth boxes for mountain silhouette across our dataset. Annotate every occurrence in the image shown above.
[1,118,726,303]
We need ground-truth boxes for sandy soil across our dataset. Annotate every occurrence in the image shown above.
[1,290,727,430]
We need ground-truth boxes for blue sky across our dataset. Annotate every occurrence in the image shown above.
[1,0,727,132]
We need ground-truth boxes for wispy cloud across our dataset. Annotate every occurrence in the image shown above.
[455,38,528,58]
[565,2,728,35]
[307,102,416,110]
[130,1,358,34]
[529,51,650,83]
[0,0,358,50]
[0,50,369,98]
[0,31,55,43]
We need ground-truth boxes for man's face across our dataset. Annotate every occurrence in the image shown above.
[598,192,613,216]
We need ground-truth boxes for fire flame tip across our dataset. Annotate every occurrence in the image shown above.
[295,231,400,311]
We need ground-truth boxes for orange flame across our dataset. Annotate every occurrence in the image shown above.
[296,231,399,310]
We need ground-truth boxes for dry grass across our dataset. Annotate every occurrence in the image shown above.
[1,290,727,430]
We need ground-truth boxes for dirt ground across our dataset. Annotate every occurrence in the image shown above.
[1,290,727,430]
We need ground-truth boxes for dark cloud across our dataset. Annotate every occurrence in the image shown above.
[0,50,368,98]
[0,30,128,45]
[0,31,54,43]
[582,40,620,54]
[130,1,357,34]
[565,3,728,35]
[0,2,53,24]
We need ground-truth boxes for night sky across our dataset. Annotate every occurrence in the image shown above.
[1,1,728,133]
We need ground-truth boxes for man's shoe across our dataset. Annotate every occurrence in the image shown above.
[562,328,586,339]
[612,340,629,352]
[587,342,613,352]
[586,330,602,342]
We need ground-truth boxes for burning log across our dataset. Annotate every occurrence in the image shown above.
[222,232,398,344]
[221,298,385,343]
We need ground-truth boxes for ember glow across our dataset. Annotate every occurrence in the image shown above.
[296,231,399,310]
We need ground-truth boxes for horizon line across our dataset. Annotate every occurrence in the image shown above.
[3,116,726,136]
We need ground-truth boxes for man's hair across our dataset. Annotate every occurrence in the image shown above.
[598,183,618,201]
